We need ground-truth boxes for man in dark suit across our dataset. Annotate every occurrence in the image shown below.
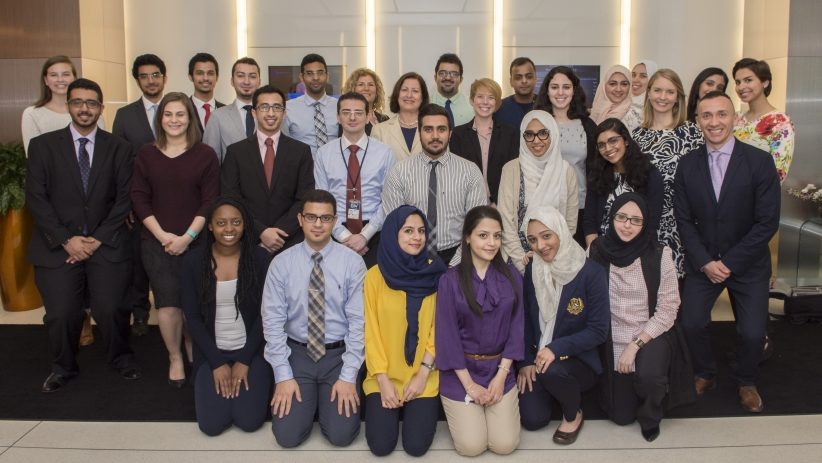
[112,53,167,336]
[188,52,225,134]
[222,85,315,256]
[26,78,141,393]
[674,91,780,413]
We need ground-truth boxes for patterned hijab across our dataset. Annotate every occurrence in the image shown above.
[591,65,634,124]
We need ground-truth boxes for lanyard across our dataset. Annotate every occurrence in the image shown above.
[339,136,370,198]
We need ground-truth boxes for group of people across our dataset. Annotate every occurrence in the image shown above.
[21,49,791,456]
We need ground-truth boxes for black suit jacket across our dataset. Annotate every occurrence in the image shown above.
[449,118,519,203]
[26,127,133,268]
[112,98,155,154]
[191,96,226,135]
[221,134,315,250]
[674,138,780,281]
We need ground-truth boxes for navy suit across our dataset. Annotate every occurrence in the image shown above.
[674,137,780,385]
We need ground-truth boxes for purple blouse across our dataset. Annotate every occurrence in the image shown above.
[435,264,524,401]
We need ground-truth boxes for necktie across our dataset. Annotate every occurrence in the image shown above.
[346,145,363,234]
[264,137,275,187]
[314,102,328,148]
[149,104,158,137]
[243,104,254,137]
[709,151,725,200]
[203,103,212,126]
[445,99,455,128]
[307,252,326,362]
[78,138,91,193]
[427,160,439,252]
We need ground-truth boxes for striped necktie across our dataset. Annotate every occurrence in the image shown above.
[307,252,326,362]
[427,160,439,253]
[314,102,328,148]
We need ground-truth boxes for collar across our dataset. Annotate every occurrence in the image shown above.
[141,95,161,111]
[418,151,453,166]
[191,95,216,108]
[234,98,252,111]
[341,133,368,150]
[708,136,735,156]
[300,239,335,258]
[256,130,281,147]
[301,93,332,107]
[69,124,98,144]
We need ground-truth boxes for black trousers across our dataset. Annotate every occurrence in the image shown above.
[130,221,151,321]
[519,358,597,430]
[35,255,135,376]
[609,335,672,430]
[364,394,439,457]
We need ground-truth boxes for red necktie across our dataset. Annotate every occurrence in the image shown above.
[203,103,212,126]
[264,137,275,187]
[346,145,363,234]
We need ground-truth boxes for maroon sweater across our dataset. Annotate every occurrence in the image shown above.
[131,142,220,241]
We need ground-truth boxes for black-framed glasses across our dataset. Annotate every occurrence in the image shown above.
[596,135,624,152]
[138,72,163,81]
[523,129,550,142]
[301,213,335,224]
[613,213,644,226]
[255,103,284,113]
[68,99,101,109]
[437,70,461,79]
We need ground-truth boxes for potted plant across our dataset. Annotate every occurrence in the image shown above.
[0,141,42,311]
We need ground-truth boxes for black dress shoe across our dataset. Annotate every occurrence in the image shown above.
[131,318,149,337]
[119,366,142,380]
[41,373,68,393]
[168,377,186,388]
[641,426,660,442]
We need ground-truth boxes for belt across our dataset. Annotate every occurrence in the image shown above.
[465,352,502,361]
[287,337,345,349]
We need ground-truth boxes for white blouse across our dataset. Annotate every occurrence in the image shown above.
[215,279,247,351]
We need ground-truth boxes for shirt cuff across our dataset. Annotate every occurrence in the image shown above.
[360,223,376,241]
[274,365,294,383]
[339,365,359,384]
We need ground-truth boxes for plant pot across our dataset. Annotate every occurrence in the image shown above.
[0,207,42,311]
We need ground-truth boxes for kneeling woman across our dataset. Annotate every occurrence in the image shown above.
[589,193,679,442]
[181,197,273,436]
[517,206,609,445]
[436,206,524,457]
[363,206,447,456]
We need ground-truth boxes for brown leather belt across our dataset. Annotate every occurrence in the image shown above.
[465,352,502,361]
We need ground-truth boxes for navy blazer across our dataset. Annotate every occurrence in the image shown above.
[674,137,780,281]
[449,118,519,204]
[519,259,610,375]
[181,245,271,373]
[583,164,665,237]
[112,98,155,154]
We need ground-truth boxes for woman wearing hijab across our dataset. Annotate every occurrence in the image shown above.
[363,206,447,457]
[498,110,578,275]
[516,205,609,445]
[590,65,642,132]
[630,60,658,121]
[589,193,680,442]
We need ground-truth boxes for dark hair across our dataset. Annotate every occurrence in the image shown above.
[154,92,201,150]
[35,55,77,107]
[389,72,429,114]
[199,197,260,321]
[687,67,728,122]
[457,206,519,317]
[188,52,219,76]
[509,57,535,75]
[67,78,103,103]
[435,53,463,75]
[417,103,450,129]
[252,85,287,108]
[301,189,337,215]
[131,54,166,80]
[300,53,327,73]
[698,90,735,108]
[589,118,651,196]
[337,91,370,114]
[534,66,589,120]
[733,58,772,97]
[231,57,260,76]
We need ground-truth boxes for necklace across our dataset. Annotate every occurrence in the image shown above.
[398,115,418,128]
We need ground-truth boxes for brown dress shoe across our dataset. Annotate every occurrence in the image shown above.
[739,386,764,412]
[79,311,94,347]
[694,376,716,398]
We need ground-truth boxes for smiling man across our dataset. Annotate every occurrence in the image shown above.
[203,57,261,162]
[187,53,224,134]
[430,53,472,127]
[381,104,487,266]
[495,57,537,129]
[283,54,339,155]
[674,91,780,414]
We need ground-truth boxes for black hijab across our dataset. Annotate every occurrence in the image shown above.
[377,205,447,365]
[591,192,655,267]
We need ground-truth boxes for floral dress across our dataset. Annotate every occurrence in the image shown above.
[632,121,704,277]
[734,111,795,183]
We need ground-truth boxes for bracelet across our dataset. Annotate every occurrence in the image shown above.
[497,364,510,373]
[420,361,436,371]
[185,228,198,240]
[466,384,476,394]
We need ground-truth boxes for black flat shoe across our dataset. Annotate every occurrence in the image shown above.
[168,378,186,388]
[131,318,149,337]
[119,365,142,380]
[41,372,68,393]
[641,425,660,442]
[553,413,584,445]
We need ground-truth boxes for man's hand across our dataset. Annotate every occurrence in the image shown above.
[270,379,302,418]
[63,236,93,263]
[330,380,360,417]
[703,260,731,284]
[260,227,289,253]
[342,234,368,255]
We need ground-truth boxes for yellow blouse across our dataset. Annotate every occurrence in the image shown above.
[363,266,439,398]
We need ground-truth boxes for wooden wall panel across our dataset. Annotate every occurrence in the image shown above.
[0,0,81,59]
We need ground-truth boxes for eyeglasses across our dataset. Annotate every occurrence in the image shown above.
[68,99,101,109]
[340,109,366,119]
[523,129,550,142]
[613,213,644,226]
[596,135,624,152]
[255,103,285,113]
[437,70,461,79]
[303,70,326,78]
[301,213,335,224]
[138,72,163,81]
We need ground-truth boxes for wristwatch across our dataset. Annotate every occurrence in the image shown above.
[633,338,646,349]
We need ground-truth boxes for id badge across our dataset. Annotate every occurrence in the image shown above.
[347,199,361,220]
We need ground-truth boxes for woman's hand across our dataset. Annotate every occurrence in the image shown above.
[377,374,401,409]
[517,365,537,394]
[213,364,233,399]
[535,347,556,374]
[466,383,492,406]
[164,234,191,255]
[617,344,639,374]
[521,251,534,267]
[487,370,507,405]
[402,368,429,403]
[231,362,250,396]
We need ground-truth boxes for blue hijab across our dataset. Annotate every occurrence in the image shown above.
[377,205,447,365]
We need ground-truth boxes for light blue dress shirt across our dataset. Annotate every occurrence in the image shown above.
[314,134,396,242]
[283,93,339,155]
[262,240,366,384]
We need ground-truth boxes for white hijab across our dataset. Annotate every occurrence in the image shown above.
[521,206,587,348]
[518,110,568,218]
[631,59,659,108]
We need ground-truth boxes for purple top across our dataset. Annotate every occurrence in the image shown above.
[435,264,524,401]
[131,142,220,241]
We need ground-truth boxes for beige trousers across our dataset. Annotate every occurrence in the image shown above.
[441,387,521,456]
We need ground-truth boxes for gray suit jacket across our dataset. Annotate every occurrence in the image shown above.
[202,99,249,162]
